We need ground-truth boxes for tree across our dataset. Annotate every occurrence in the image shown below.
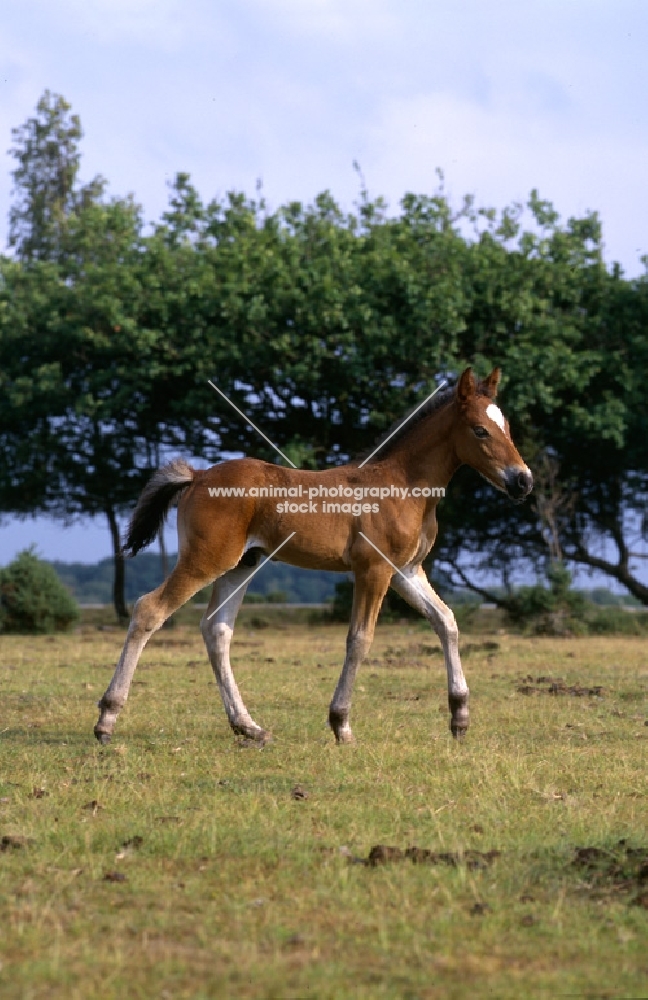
[4,98,648,615]
[8,89,104,261]
[143,180,471,468]
[435,194,648,605]
[0,195,152,620]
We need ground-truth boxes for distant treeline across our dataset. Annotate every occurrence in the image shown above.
[50,552,345,605]
[47,553,639,609]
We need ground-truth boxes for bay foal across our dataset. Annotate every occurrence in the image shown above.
[95,367,532,745]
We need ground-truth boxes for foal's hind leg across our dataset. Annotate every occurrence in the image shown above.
[200,558,268,742]
[329,563,392,744]
[390,566,469,737]
[94,561,215,743]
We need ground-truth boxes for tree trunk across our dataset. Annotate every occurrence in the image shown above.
[106,505,129,622]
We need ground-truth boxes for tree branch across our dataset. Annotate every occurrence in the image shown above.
[567,541,648,605]
[445,560,514,611]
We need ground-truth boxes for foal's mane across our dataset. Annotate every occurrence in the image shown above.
[355,382,456,465]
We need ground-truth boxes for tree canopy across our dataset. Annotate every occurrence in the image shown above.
[2,92,647,617]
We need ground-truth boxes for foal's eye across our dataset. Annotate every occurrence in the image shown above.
[473,426,489,439]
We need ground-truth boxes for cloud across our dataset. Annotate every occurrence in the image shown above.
[365,88,648,271]
[10,0,198,51]
[239,0,401,45]
[0,0,646,273]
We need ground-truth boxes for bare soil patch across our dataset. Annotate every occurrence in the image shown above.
[571,840,648,906]
[364,845,502,869]
[517,675,604,697]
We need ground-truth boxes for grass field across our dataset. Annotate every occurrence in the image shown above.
[1,609,648,999]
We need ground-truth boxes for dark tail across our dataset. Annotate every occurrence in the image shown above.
[123,458,195,557]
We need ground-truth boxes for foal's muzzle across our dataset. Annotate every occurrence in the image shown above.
[504,466,533,501]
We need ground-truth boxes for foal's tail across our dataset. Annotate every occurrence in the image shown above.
[123,458,195,557]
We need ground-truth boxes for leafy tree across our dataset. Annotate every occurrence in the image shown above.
[8,89,104,261]
[0,196,150,620]
[436,194,648,605]
[1,95,203,621]
[3,95,648,616]
[144,179,471,467]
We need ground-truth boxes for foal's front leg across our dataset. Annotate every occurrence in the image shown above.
[390,566,470,737]
[200,565,268,742]
[329,564,392,743]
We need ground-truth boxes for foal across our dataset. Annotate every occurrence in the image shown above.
[95,367,532,744]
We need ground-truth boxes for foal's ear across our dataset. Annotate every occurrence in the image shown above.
[457,367,476,403]
[480,367,501,400]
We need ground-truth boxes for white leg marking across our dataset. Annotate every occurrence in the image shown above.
[95,590,178,741]
[201,565,266,739]
[390,566,469,733]
[96,553,231,743]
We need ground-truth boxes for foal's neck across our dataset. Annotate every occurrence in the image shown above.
[379,401,460,486]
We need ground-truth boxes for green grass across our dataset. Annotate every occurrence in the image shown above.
[1,613,648,998]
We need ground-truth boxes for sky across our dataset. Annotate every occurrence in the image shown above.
[1,0,647,570]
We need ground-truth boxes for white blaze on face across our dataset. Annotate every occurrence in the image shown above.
[485,403,506,433]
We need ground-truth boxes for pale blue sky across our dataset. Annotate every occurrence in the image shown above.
[1,0,647,567]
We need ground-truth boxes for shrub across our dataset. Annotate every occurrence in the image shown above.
[265,589,289,604]
[329,579,353,621]
[503,563,648,636]
[0,548,79,634]
[585,607,648,636]
[504,563,589,636]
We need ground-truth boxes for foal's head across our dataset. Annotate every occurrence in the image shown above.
[453,367,533,501]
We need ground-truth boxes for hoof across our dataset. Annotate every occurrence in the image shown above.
[94,728,112,745]
[231,721,269,743]
[449,693,469,740]
[329,707,354,744]
[237,733,272,748]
